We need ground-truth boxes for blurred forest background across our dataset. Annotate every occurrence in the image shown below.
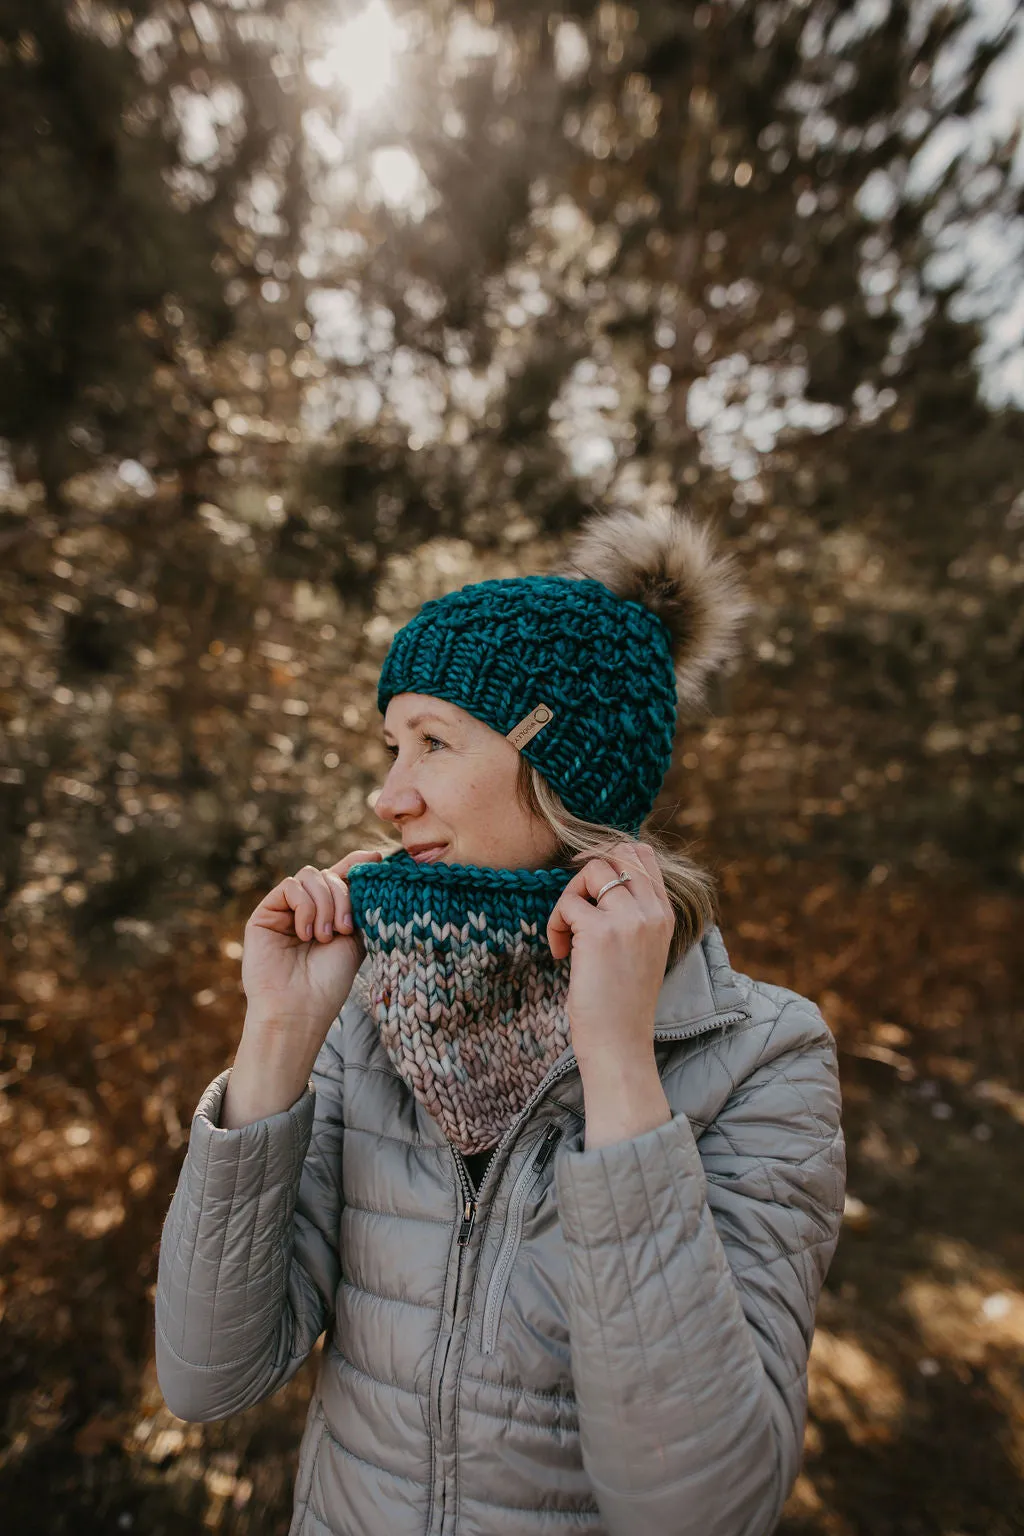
[0,0,1022,1532]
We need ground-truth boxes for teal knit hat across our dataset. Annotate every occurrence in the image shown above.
[378,575,672,835]
[377,507,751,836]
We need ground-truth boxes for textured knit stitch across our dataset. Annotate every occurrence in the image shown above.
[376,575,677,836]
[346,850,575,1154]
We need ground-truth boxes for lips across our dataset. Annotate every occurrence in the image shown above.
[407,844,448,864]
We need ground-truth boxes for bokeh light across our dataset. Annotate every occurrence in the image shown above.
[307,0,404,115]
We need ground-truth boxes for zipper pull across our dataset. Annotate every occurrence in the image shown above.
[457,1197,477,1247]
[532,1124,562,1173]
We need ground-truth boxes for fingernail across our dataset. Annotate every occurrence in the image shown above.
[341,914,353,931]
[305,925,313,940]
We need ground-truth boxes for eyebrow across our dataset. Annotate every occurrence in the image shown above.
[380,712,453,742]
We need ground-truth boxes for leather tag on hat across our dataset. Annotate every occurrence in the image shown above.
[506,703,555,749]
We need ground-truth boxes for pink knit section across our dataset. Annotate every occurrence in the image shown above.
[357,918,571,1155]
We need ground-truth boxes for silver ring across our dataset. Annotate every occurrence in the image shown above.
[595,871,632,904]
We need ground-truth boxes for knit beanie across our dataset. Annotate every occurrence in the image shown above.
[377,506,751,835]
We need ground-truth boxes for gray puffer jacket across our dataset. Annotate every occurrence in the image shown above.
[155,924,845,1536]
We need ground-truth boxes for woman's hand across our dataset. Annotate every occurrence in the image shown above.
[241,849,382,1040]
[223,849,383,1128]
[546,840,674,1148]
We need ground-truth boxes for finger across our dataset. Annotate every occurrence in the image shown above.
[564,849,663,932]
[607,839,657,883]
[292,866,339,943]
[552,859,620,924]
[626,839,661,883]
[572,850,649,906]
[547,889,609,958]
[328,849,384,878]
[281,873,319,942]
[604,841,666,917]
[321,869,354,934]
[629,840,673,914]
[592,841,664,909]
[547,872,621,940]
[246,877,306,937]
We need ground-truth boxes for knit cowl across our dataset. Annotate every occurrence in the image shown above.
[345,849,575,1155]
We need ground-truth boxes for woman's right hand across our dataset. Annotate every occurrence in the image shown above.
[240,849,383,1047]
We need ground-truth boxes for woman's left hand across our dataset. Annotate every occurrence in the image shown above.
[546,840,674,1079]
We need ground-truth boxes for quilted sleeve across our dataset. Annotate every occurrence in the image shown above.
[154,1021,346,1422]
[554,1001,845,1536]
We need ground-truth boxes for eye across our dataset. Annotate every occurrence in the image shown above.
[383,733,446,759]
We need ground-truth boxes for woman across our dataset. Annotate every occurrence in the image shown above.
[156,505,846,1536]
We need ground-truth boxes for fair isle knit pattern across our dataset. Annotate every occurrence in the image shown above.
[377,575,677,837]
[346,850,575,1155]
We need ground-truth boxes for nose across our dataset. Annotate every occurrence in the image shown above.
[372,760,425,826]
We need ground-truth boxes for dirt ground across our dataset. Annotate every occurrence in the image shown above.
[1,854,1021,1535]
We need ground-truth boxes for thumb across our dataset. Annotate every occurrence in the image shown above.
[328,849,384,877]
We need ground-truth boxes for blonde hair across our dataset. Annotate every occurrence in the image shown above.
[514,756,717,971]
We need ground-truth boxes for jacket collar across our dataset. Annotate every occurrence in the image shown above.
[653,924,747,1033]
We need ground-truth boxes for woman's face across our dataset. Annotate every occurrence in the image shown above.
[373,693,561,871]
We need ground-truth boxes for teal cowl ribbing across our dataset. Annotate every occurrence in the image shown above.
[346,850,575,1155]
[377,575,677,836]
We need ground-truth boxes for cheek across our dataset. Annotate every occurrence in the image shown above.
[431,762,489,817]
[460,766,502,813]
[446,760,519,823]
[481,766,533,840]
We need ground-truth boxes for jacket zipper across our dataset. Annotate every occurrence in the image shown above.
[481,1123,562,1354]
[435,1145,476,1534]
[653,1009,747,1045]
[430,1003,748,1530]
[457,1194,476,1246]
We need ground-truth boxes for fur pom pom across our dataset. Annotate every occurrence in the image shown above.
[553,505,752,713]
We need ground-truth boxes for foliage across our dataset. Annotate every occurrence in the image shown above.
[0,2,1022,1530]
